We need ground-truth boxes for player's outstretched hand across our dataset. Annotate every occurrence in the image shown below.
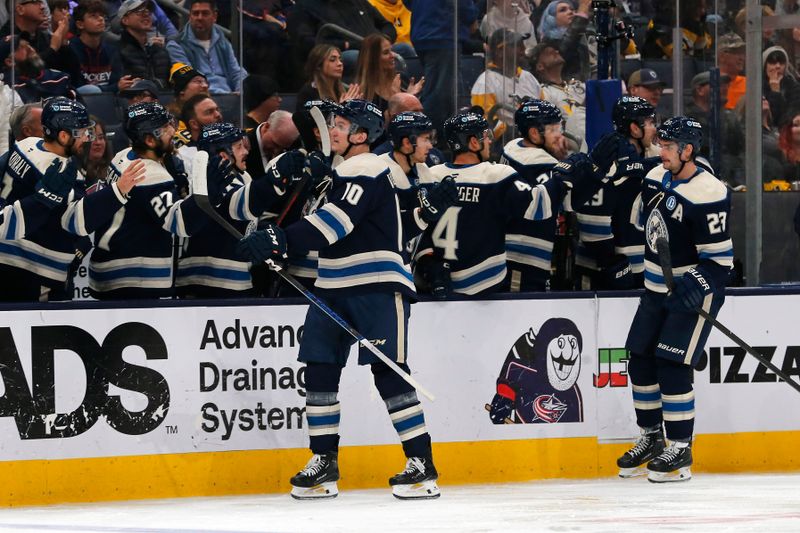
[418,175,458,225]
[34,158,78,208]
[236,223,288,265]
[268,150,306,193]
[116,159,146,196]
[207,154,235,207]
[667,267,713,311]
[590,131,630,175]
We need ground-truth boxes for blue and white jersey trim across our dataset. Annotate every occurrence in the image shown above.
[307,204,354,245]
[451,253,507,295]
[505,234,553,271]
[696,239,734,268]
[523,184,553,221]
[175,256,252,291]
[61,198,88,235]
[288,251,318,279]
[315,250,414,291]
[576,212,612,242]
[643,259,692,293]
[227,182,258,221]
[0,238,73,281]
[616,244,645,274]
[89,255,173,292]
[0,202,25,240]
[162,200,190,237]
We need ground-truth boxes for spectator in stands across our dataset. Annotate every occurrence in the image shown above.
[167,63,209,121]
[472,29,541,141]
[182,93,223,144]
[240,0,291,83]
[1,0,81,85]
[118,0,172,88]
[108,0,178,38]
[778,107,800,182]
[763,46,800,132]
[718,32,747,111]
[641,0,712,60]
[531,40,587,152]
[373,92,446,165]
[355,33,424,112]
[9,102,42,141]
[369,0,415,55]
[119,78,160,104]
[71,0,126,94]
[734,6,777,50]
[1,36,75,102]
[166,0,246,94]
[481,0,537,57]
[296,44,361,110]
[685,70,745,188]
[243,74,281,130]
[537,0,592,81]
[402,0,478,136]
[627,68,665,109]
[245,109,299,177]
[747,97,786,185]
[777,27,800,74]
[85,116,113,186]
[288,0,398,77]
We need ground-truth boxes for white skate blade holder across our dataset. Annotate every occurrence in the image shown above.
[392,480,441,500]
[290,482,339,500]
[647,467,692,483]
[618,465,649,479]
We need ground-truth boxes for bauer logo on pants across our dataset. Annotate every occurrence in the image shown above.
[486,318,584,424]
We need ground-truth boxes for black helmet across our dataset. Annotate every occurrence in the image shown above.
[442,112,490,153]
[41,97,94,140]
[657,116,703,156]
[612,96,656,135]
[124,102,174,143]
[514,99,562,138]
[388,111,434,148]
[198,122,246,154]
[335,99,384,144]
[303,99,341,121]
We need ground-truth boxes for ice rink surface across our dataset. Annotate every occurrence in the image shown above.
[1,473,799,533]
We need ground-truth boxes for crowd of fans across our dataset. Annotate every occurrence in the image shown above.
[0,0,798,303]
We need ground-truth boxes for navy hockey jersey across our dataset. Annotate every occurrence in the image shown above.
[284,152,416,298]
[640,164,733,293]
[0,137,126,287]
[89,148,208,297]
[417,161,566,296]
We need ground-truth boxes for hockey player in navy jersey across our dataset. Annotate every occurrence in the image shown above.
[0,97,145,302]
[380,111,436,209]
[235,100,458,500]
[89,102,234,299]
[415,111,612,298]
[575,96,661,290]
[617,117,733,483]
[175,122,301,297]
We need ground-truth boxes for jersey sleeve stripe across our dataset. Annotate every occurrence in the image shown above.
[307,204,354,244]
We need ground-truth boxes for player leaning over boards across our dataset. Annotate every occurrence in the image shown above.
[617,117,733,483]
[235,100,458,500]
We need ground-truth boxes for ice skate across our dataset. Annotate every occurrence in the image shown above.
[617,428,665,478]
[389,457,440,500]
[290,452,339,499]
[647,440,692,483]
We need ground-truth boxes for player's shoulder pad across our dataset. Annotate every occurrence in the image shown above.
[502,138,558,166]
[674,169,729,205]
[429,161,517,185]
[335,152,390,181]
[111,148,173,186]
[377,152,413,190]
[17,137,62,171]
[644,163,667,185]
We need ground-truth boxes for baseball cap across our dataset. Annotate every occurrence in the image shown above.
[17,0,43,5]
[719,32,746,52]
[169,62,206,94]
[117,0,153,19]
[119,78,160,99]
[691,71,732,89]
[628,68,666,88]
[488,28,529,50]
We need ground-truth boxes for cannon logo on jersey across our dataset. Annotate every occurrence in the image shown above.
[0,322,170,440]
[645,208,668,253]
[486,318,584,424]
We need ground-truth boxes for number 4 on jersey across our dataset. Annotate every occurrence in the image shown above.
[432,207,462,260]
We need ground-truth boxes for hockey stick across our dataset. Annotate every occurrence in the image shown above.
[193,153,435,401]
[656,237,800,394]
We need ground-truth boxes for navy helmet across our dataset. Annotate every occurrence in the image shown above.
[657,116,703,155]
[41,97,94,139]
[303,99,341,120]
[442,112,490,153]
[198,122,246,154]
[124,102,174,142]
[335,99,384,144]
[388,111,434,148]
[514,99,562,138]
[612,96,656,134]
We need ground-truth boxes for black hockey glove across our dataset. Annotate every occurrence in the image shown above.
[418,175,458,225]
[164,154,190,198]
[428,259,452,300]
[236,223,288,266]
[304,150,333,189]
[667,266,714,312]
[590,131,631,175]
[206,155,235,207]
[267,150,305,193]
[34,159,78,208]
[489,379,517,424]
[598,254,634,290]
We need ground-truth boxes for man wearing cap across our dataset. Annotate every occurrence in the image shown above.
[166,0,245,94]
[70,0,125,94]
[627,68,666,110]
[1,36,75,102]
[243,74,281,130]
[471,28,542,140]
[717,32,746,110]
[119,78,160,104]
[118,0,172,88]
